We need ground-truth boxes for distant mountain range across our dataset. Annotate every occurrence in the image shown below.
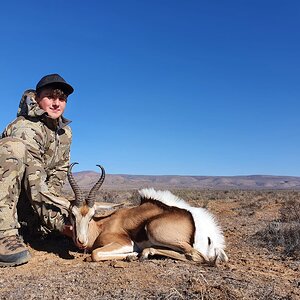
[64,171,300,190]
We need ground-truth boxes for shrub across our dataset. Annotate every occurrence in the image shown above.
[257,197,300,258]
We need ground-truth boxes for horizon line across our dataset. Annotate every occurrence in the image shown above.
[74,171,300,178]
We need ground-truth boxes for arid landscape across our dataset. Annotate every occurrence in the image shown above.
[0,175,299,299]
[65,171,300,190]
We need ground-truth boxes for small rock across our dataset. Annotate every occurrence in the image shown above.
[110,261,128,268]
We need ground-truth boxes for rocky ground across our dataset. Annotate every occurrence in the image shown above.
[0,189,299,299]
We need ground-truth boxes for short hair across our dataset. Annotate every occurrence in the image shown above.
[36,88,67,101]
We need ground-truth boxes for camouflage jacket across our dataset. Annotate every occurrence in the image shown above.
[1,90,72,198]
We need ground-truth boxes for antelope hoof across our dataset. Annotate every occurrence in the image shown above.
[139,248,155,261]
[125,254,138,262]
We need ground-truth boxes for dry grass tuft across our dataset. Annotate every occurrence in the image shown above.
[257,197,300,258]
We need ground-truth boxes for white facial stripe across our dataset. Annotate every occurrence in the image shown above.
[71,205,95,246]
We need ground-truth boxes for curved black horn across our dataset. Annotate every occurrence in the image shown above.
[86,165,105,207]
[67,162,85,207]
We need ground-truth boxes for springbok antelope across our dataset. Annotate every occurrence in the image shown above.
[61,163,228,264]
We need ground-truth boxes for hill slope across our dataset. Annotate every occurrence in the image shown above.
[64,172,300,190]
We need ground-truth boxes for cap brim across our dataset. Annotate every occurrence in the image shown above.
[37,82,74,96]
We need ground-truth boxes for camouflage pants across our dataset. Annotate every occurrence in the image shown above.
[0,137,69,238]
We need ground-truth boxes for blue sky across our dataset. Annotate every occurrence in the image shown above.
[0,1,299,176]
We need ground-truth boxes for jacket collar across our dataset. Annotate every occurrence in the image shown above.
[17,89,72,130]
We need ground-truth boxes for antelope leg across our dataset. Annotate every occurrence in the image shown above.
[140,247,187,262]
[140,247,207,263]
[91,242,138,261]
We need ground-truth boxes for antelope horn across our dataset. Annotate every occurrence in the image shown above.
[67,162,85,207]
[86,165,105,207]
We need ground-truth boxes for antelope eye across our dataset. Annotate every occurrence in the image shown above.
[208,237,211,246]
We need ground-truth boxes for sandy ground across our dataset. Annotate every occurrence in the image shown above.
[0,190,299,299]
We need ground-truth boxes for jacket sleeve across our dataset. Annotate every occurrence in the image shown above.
[3,118,70,231]
[47,127,72,197]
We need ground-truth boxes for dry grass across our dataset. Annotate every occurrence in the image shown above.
[257,195,300,258]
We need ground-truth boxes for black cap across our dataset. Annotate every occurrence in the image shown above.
[36,74,74,96]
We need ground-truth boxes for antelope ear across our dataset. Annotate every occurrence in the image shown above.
[94,202,125,218]
[93,210,115,218]
[94,202,125,210]
[40,192,71,209]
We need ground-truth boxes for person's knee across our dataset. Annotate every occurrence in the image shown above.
[0,137,27,161]
[33,202,68,233]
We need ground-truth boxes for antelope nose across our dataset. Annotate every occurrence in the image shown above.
[76,238,87,248]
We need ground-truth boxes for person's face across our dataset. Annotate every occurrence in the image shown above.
[36,88,67,119]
